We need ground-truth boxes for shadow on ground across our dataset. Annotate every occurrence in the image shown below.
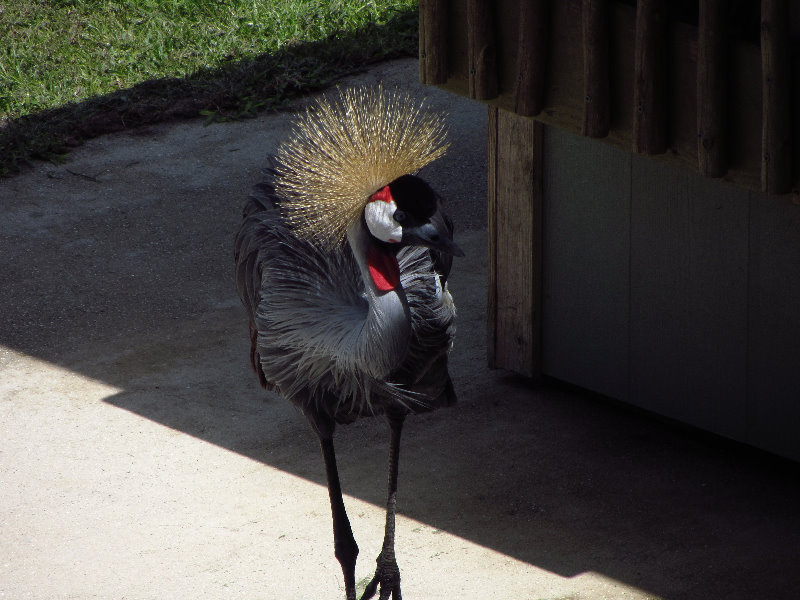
[2,57,800,600]
[0,8,417,175]
[99,298,800,600]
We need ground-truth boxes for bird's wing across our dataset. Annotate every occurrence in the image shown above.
[234,169,280,325]
[235,170,457,416]
[428,195,456,285]
[235,172,390,412]
[395,241,458,411]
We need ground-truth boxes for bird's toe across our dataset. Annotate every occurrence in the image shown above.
[360,553,401,600]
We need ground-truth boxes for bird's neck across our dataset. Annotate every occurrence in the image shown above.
[346,218,411,378]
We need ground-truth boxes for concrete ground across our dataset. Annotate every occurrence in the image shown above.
[2,58,800,600]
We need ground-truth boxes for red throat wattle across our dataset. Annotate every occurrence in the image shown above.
[371,185,394,203]
[366,244,401,292]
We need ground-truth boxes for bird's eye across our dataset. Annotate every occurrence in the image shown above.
[393,209,406,224]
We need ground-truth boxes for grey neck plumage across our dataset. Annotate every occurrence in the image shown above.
[346,217,411,380]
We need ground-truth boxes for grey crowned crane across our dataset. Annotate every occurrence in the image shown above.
[234,86,462,600]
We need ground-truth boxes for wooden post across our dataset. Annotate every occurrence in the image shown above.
[582,0,610,138]
[488,107,543,377]
[467,0,498,100]
[697,0,727,177]
[514,0,550,117]
[419,0,447,85]
[633,0,667,154]
[487,107,498,369]
[761,0,792,194]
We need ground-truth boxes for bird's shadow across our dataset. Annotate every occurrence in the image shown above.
[95,301,800,600]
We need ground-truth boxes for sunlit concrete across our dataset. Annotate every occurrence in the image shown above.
[2,58,799,600]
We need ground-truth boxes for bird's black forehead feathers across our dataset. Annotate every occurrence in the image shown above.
[387,174,437,219]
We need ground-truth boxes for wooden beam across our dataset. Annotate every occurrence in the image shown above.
[697,0,727,177]
[632,0,667,154]
[761,0,793,194]
[582,0,610,138]
[419,0,447,85]
[514,0,550,117]
[487,107,498,368]
[467,0,498,100]
[488,107,543,377]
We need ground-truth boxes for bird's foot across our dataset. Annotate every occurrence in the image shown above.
[360,552,401,600]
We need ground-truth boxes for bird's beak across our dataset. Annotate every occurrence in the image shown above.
[403,222,465,257]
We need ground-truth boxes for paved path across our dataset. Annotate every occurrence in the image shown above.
[2,58,799,600]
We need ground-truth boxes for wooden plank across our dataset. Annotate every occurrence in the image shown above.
[697,0,727,177]
[436,0,772,194]
[632,0,667,154]
[609,2,636,135]
[630,156,748,436]
[747,190,800,460]
[669,18,700,168]
[683,176,749,433]
[419,0,448,85]
[629,159,691,417]
[467,0,498,100]
[487,108,542,376]
[487,107,499,368]
[761,0,793,194]
[582,0,610,138]
[541,126,630,399]
[513,0,550,116]
[728,40,763,189]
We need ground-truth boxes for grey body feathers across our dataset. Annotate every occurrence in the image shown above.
[234,172,457,428]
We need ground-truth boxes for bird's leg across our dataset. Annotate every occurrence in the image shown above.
[320,434,359,600]
[361,410,406,600]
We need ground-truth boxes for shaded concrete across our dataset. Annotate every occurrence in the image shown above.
[2,58,799,600]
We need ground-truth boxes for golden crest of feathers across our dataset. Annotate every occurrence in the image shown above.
[273,85,450,248]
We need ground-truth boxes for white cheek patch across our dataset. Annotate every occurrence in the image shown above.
[364,199,403,243]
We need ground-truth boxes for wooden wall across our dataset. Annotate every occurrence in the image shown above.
[421,1,800,459]
[540,123,800,460]
[421,0,800,194]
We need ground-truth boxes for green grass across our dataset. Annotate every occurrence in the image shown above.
[0,0,419,175]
